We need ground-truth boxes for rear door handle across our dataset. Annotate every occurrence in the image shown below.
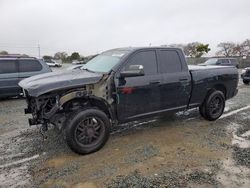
[149,80,160,85]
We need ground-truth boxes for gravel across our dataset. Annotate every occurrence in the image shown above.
[233,146,250,168]
[232,119,250,168]
[124,145,159,164]
[106,169,221,188]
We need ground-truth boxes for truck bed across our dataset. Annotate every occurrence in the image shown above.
[188,65,238,108]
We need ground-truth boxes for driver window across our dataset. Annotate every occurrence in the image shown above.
[124,51,157,75]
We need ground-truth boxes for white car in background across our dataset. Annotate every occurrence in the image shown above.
[44,59,62,67]
[72,60,81,64]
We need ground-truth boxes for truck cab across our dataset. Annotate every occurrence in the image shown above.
[114,48,191,122]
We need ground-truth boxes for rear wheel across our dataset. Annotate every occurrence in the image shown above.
[243,80,249,85]
[200,90,225,121]
[65,108,110,154]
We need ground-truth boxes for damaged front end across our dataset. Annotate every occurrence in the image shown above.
[23,74,115,131]
[24,89,85,129]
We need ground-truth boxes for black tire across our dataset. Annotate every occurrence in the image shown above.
[65,108,110,154]
[243,80,249,85]
[201,90,225,121]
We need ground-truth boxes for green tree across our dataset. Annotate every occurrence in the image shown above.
[0,51,8,55]
[195,44,211,58]
[70,52,80,60]
[183,42,210,57]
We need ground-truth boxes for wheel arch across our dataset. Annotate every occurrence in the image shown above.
[211,84,227,98]
[61,95,116,122]
[201,84,226,106]
[88,96,115,120]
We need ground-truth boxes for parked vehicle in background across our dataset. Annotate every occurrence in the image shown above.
[72,60,81,64]
[0,56,51,98]
[44,59,62,67]
[198,58,239,68]
[241,67,250,84]
[66,64,83,70]
[19,47,238,154]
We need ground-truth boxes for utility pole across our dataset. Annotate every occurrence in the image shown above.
[38,44,40,58]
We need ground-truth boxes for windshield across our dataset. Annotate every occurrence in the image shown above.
[81,50,128,73]
[204,58,218,65]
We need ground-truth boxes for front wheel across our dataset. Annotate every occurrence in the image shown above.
[200,90,225,121]
[65,108,111,154]
[243,80,249,85]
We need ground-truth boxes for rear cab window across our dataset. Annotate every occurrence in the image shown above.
[19,59,42,72]
[0,60,18,74]
[158,50,182,73]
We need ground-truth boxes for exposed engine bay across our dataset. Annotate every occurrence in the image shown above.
[24,74,115,131]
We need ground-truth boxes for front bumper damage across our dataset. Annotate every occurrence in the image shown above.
[24,89,88,126]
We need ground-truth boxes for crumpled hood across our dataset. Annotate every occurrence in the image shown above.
[19,69,103,97]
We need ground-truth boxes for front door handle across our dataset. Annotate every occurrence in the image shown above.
[179,78,188,82]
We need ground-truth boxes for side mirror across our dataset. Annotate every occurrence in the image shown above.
[120,65,144,78]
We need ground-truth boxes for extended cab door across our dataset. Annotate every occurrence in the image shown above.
[115,50,161,121]
[0,59,20,97]
[156,49,191,110]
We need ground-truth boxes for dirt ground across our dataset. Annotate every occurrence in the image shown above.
[0,72,250,187]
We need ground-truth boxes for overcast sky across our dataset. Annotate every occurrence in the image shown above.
[0,0,250,57]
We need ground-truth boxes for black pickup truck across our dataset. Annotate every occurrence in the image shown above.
[19,47,238,154]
